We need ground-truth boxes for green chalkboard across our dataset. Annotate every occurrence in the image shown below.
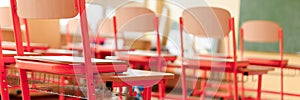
[239,0,300,53]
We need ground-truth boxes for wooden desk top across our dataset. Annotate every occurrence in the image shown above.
[100,69,174,82]
[14,56,126,65]
[242,51,300,69]
[238,66,275,72]
[184,57,247,63]
[116,50,177,57]
[2,50,40,56]
[1,41,49,51]
[34,49,81,55]
[2,41,49,47]
[167,62,273,74]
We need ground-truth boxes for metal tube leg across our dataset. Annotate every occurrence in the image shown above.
[20,69,31,100]
[181,67,187,100]
[119,87,123,98]
[59,76,65,100]
[159,80,166,100]
[233,72,238,100]
[129,86,133,96]
[143,86,152,100]
[200,71,207,99]
[280,68,284,100]
[241,75,245,100]
[257,75,262,100]
[0,68,9,100]
[192,70,198,95]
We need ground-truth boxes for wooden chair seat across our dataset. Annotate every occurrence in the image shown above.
[34,49,81,56]
[66,43,133,53]
[182,57,248,69]
[282,64,300,70]
[115,50,177,62]
[198,53,233,59]
[247,58,288,67]
[14,56,128,74]
[2,50,40,64]
[101,69,174,83]
[2,41,49,51]
[166,62,273,75]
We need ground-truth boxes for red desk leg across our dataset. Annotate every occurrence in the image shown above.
[241,75,245,100]
[144,86,152,100]
[20,69,30,100]
[159,80,166,100]
[59,76,65,100]
[129,86,133,96]
[257,75,262,100]
[0,27,9,100]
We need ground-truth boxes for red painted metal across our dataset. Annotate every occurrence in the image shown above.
[10,0,31,99]
[23,19,31,52]
[59,76,65,100]
[227,35,231,57]
[230,18,239,100]
[113,16,118,51]
[257,75,262,100]
[227,73,233,98]
[245,88,300,97]
[76,0,96,99]
[0,26,10,100]
[279,29,284,100]
[240,26,287,100]
[154,16,165,100]
[179,17,187,100]
[241,75,245,100]
[201,71,207,98]
[240,29,244,59]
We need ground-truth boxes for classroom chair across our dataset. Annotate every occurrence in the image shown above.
[112,7,177,99]
[178,7,273,100]
[240,20,286,100]
[10,0,174,100]
[0,6,44,100]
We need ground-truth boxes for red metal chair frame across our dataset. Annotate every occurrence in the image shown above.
[9,0,97,99]
[177,7,259,100]
[240,20,285,100]
[112,7,176,99]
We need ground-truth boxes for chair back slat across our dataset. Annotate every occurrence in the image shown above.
[0,7,14,27]
[182,7,231,39]
[115,7,155,32]
[17,0,78,19]
[241,20,281,42]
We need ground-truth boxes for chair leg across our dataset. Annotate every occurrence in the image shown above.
[257,75,262,100]
[129,86,133,96]
[181,67,187,100]
[119,87,123,97]
[192,70,198,95]
[159,80,166,100]
[143,86,152,100]
[200,71,207,99]
[241,75,245,100]
[0,67,9,100]
[227,73,233,98]
[233,71,239,100]
[20,69,31,100]
[59,76,65,100]
[280,68,284,100]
